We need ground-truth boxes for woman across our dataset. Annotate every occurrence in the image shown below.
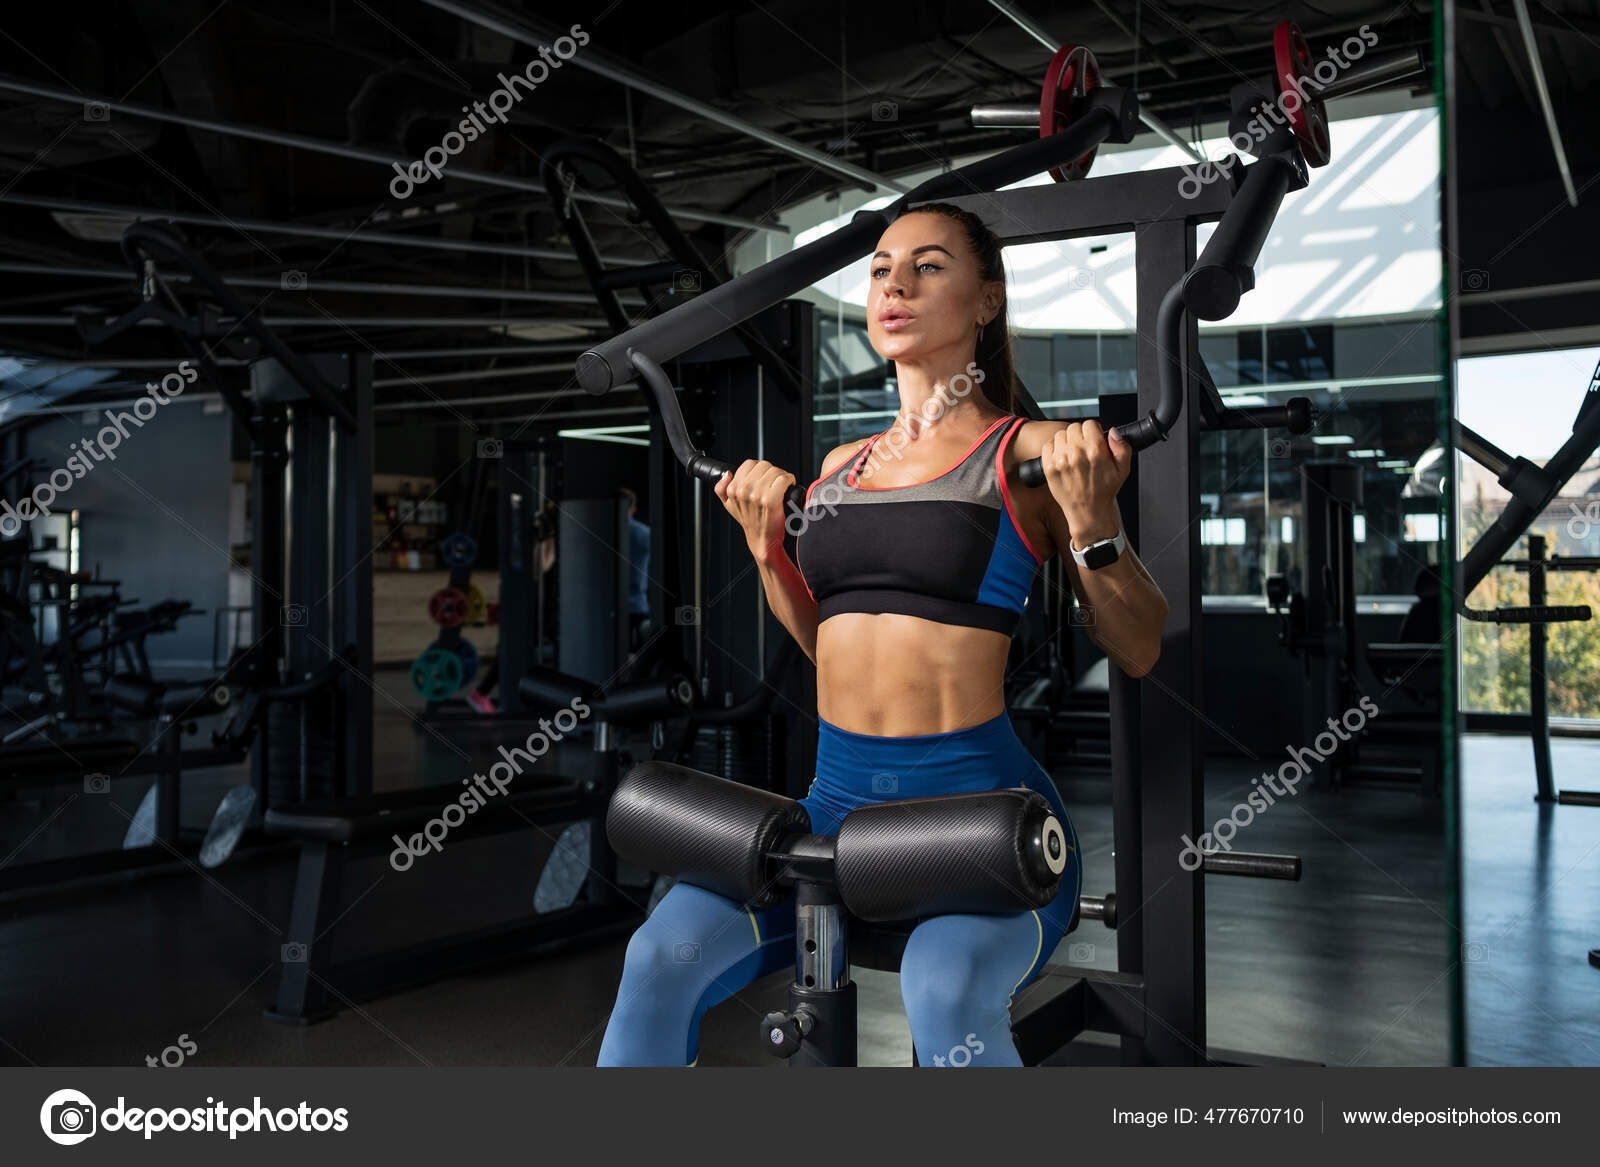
[596,202,1168,1067]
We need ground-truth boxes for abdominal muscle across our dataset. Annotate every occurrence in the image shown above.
[812,612,1013,736]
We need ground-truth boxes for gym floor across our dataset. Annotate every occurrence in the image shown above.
[0,691,1589,1068]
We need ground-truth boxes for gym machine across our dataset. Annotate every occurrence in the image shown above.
[1265,460,1444,794]
[0,221,374,892]
[573,22,1375,1062]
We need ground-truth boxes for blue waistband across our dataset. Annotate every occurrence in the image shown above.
[814,711,1036,799]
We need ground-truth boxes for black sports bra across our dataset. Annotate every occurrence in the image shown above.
[794,415,1044,636]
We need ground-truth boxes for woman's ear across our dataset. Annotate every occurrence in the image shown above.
[980,281,1005,324]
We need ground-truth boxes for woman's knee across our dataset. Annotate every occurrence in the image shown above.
[901,915,1044,1010]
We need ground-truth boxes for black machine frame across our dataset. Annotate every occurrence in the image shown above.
[578,79,1330,1066]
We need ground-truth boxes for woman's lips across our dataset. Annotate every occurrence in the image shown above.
[879,310,914,332]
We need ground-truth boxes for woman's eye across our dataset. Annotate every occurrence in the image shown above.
[871,266,889,279]
[918,262,942,274]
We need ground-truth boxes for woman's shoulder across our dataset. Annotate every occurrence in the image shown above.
[1004,417,1072,462]
[817,435,875,479]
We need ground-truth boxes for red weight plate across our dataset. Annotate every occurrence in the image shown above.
[1273,20,1331,167]
[1039,45,1102,182]
[429,587,468,628]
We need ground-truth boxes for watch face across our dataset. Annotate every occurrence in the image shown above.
[1083,541,1120,570]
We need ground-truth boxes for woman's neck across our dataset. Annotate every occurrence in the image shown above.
[890,354,1004,442]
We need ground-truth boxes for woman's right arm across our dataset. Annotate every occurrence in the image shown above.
[713,442,864,667]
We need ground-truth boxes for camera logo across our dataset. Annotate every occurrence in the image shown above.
[1068,268,1095,290]
[869,772,899,795]
[672,269,701,293]
[1460,268,1490,292]
[1269,437,1293,458]
[672,942,701,962]
[1461,940,1489,963]
[674,605,700,626]
[280,604,307,627]
[477,438,503,459]
[281,942,308,963]
[84,772,110,794]
[40,1088,97,1145]
[280,270,308,291]
[1068,941,1096,962]
[83,102,109,123]
[871,100,898,122]
[1069,604,1095,627]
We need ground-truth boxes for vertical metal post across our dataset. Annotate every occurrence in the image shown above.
[1528,533,1555,801]
[1132,217,1205,1066]
[496,444,532,715]
[336,353,374,797]
[1101,390,1146,1065]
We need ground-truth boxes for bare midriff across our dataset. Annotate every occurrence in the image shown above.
[813,611,1013,736]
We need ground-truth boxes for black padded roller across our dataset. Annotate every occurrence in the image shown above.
[606,761,811,908]
[835,789,1066,922]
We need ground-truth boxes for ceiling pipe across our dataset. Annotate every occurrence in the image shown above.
[0,314,607,329]
[0,192,654,265]
[1510,0,1579,207]
[0,343,589,369]
[0,73,785,234]
[0,261,646,306]
[412,0,907,195]
[373,360,580,387]
[376,387,638,410]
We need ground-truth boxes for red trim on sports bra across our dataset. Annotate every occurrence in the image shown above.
[846,414,1012,490]
[997,416,1046,565]
[805,435,879,506]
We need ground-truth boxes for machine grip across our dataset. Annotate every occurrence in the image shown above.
[1015,416,1161,487]
[606,762,811,908]
[834,789,1065,921]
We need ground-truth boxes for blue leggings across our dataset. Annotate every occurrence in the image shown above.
[595,712,1082,1066]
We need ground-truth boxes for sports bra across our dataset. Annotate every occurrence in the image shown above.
[793,414,1045,636]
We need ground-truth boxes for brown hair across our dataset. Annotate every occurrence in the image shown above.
[898,202,1017,414]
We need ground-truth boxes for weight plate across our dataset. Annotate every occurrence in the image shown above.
[439,531,478,569]
[123,782,157,850]
[428,587,468,628]
[465,584,486,625]
[1039,45,1102,182]
[534,821,591,913]
[199,784,257,868]
[453,637,479,685]
[411,646,465,700]
[1274,21,1331,167]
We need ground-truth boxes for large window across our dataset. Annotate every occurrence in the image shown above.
[1458,348,1600,720]
[773,107,1443,604]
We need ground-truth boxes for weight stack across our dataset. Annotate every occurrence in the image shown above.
[687,715,783,791]
[265,695,340,806]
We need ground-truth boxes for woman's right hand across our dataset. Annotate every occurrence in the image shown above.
[713,459,796,562]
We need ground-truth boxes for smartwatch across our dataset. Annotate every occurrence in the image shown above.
[1070,526,1127,571]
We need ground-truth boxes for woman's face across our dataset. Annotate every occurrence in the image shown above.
[865,211,1002,365]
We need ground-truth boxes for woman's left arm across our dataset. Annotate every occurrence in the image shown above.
[1029,419,1169,678]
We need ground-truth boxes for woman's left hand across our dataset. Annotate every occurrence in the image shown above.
[1039,420,1133,545]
